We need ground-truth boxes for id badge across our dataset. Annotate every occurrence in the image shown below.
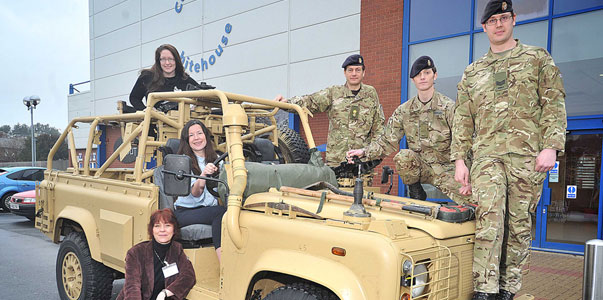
[162,262,179,278]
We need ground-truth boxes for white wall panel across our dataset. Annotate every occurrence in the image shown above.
[201,33,288,79]
[94,96,129,116]
[68,92,92,113]
[92,0,125,15]
[141,26,204,67]
[93,70,139,101]
[94,23,140,58]
[290,15,360,62]
[290,0,360,29]
[203,0,281,24]
[94,47,141,79]
[142,0,175,19]
[203,1,287,49]
[94,0,140,37]
[141,0,202,43]
[289,52,353,97]
[89,15,94,39]
[207,65,288,99]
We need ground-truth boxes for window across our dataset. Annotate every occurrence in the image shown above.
[409,0,470,42]
[408,35,469,100]
[554,0,603,15]
[7,170,25,180]
[551,9,603,116]
[474,0,549,29]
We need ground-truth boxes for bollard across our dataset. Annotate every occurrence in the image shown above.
[583,239,603,299]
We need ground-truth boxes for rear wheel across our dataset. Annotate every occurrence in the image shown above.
[56,231,113,300]
[1,192,15,212]
[263,283,338,300]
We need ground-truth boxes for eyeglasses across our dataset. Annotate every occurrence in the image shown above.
[485,14,513,26]
[160,58,175,63]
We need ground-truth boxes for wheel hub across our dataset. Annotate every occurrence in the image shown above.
[62,252,83,300]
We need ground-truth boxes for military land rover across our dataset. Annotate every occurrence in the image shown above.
[36,89,532,300]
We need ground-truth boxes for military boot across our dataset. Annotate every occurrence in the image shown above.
[472,292,496,300]
[496,290,515,300]
[407,182,427,200]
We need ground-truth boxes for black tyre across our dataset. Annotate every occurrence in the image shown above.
[263,283,338,300]
[1,192,15,212]
[56,231,113,300]
[276,126,310,164]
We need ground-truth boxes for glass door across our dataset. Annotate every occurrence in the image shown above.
[534,132,603,253]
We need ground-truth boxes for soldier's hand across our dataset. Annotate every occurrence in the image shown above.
[346,149,365,163]
[459,184,472,196]
[454,159,470,186]
[274,94,287,103]
[535,148,557,172]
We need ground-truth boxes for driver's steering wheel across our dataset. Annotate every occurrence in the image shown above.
[206,151,229,198]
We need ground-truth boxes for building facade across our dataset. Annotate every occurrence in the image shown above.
[71,0,602,253]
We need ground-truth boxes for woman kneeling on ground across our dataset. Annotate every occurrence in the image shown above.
[118,208,196,300]
[173,119,227,261]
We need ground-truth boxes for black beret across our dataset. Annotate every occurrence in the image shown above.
[481,0,514,24]
[409,56,436,78]
[342,54,364,69]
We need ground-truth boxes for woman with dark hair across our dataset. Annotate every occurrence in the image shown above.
[118,208,196,300]
[129,44,199,111]
[173,119,226,261]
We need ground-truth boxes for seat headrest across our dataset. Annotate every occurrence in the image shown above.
[165,138,180,155]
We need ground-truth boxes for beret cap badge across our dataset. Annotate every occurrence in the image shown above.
[502,2,507,10]
[427,60,431,67]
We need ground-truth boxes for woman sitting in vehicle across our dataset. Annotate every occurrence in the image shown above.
[118,208,196,300]
[173,119,227,261]
[129,43,199,111]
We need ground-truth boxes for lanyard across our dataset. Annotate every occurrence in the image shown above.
[153,250,169,267]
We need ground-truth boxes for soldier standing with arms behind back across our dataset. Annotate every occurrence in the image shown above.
[346,56,472,202]
[451,1,567,299]
[274,54,385,166]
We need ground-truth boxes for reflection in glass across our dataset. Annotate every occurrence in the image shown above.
[474,0,549,29]
[408,36,469,100]
[552,10,603,116]
[554,0,603,15]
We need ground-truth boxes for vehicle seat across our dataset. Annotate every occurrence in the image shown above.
[153,165,213,244]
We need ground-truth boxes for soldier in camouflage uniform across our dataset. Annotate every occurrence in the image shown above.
[451,1,567,299]
[275,54,385,166]
[347,56,472,203]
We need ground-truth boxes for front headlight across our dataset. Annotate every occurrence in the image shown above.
[401,260,428,298]
[22,197,36,204]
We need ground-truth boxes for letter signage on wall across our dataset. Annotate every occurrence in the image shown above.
[180,23,232,73]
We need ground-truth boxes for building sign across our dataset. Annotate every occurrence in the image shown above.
[566,185,577,199]
[180,23,232,73]
[174,0,184,13]
[549,161,559,183]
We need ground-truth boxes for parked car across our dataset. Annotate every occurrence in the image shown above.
[0,167,45,212]
[8,190,36,220]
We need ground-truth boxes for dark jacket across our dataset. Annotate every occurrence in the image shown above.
[129,71,199,111]
[117,241,196,300]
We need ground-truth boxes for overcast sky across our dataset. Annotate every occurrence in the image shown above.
[0,0,89,131]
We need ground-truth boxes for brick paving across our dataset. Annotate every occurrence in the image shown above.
[517,250,584,300]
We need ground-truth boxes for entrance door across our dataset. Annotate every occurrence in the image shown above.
[533,133,603,253]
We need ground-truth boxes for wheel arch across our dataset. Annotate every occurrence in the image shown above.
[245,250,367,300]
[55,206,101,262]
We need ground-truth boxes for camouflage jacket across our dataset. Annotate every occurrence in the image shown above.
[451,40,567,161]
[289,83,385,165]
[365,91,455,164]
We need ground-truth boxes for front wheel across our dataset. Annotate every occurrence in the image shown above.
[56,231,113,300]
[263,283,338,300]
[1,192,15,212]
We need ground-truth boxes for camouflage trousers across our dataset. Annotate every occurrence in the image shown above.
[470,154,546,294]
[393,149,472,204]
